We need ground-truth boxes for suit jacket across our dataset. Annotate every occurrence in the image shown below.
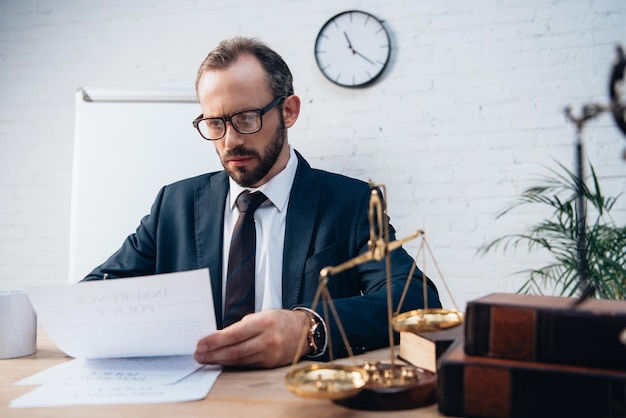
[84,150,441,359]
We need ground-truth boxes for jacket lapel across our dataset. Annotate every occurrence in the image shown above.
[194,171,228,328]
[282,152,320,308]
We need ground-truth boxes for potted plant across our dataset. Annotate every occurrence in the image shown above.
[479,161,626,299]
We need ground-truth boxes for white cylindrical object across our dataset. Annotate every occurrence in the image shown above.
[0,290,37,359]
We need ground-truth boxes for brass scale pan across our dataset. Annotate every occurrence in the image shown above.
[285,309,464,401]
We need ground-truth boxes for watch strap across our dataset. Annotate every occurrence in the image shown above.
[293,307,327,358]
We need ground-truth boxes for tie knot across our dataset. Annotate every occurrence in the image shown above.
[236,190,267,214]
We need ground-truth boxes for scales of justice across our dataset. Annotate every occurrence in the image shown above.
[285,182,465,410]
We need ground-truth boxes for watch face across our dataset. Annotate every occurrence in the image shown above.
[315,10,391,88]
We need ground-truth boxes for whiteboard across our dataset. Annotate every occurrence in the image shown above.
[68,88,221,283]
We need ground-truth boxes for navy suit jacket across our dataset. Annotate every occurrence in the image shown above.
[84,150,441,359]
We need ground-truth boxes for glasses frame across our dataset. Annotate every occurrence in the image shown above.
[192,96,286,141]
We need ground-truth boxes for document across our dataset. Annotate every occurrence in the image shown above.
[25,268,216,359]
[11,269,221,408]
[16,355,204,386]
[10,364,221,408]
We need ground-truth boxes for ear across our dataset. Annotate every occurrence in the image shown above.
[282,95,301,129]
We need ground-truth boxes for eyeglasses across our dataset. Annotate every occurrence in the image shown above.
[192,96,286,141]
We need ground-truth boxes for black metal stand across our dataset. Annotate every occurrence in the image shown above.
[562,44,626,303]
[563,107,596,304]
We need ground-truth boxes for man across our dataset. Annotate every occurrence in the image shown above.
[83,36,441,368]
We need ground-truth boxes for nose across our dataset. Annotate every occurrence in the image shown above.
[222,121,246,149]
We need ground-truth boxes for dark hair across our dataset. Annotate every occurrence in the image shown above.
[195,36,294,98]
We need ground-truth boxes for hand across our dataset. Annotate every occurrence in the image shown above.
[194,309,310,369]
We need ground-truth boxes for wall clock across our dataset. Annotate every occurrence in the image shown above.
[314,10,391,88]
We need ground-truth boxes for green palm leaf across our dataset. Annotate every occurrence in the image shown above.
[479,161,626,299]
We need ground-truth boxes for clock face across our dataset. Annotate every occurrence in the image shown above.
[315,10,391,88]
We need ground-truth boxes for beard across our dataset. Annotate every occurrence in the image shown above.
[219,119,286,188]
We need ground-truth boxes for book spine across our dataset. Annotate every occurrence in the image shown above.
[464,301,626,370]
[463,300,492,357]
[437,354,626,418]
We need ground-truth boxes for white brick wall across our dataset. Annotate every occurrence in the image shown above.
[1,0,625,310]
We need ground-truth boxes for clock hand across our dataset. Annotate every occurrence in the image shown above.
[343,29,376,65]
[354,50,375,65]
[343,31,354,51]
[343,31,375,64]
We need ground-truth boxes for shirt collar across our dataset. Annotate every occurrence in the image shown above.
[228,146,298,212]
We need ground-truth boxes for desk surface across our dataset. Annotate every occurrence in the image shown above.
[1,330,446,417]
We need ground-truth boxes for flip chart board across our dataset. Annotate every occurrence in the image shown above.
[68,88,221,282]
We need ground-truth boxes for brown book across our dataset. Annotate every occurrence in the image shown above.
[464,293,626,370]
[398,325,464,372]
[438,340,626,418]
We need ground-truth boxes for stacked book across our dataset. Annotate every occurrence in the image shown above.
[435,293,626,418]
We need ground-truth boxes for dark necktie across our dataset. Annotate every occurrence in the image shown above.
[223,190,268,327]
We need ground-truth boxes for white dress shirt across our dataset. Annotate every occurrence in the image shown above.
[222,146,298,314]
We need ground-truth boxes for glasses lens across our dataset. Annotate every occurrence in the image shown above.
[199,118,225,140]
[231,111,261,134]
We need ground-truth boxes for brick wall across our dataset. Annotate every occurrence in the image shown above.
[1,0,624,309]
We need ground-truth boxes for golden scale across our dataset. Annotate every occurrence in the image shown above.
[285,182,465,410]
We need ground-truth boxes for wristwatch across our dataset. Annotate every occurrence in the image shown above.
[301,309,326,357]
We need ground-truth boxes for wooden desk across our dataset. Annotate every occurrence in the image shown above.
[1,330,446,417]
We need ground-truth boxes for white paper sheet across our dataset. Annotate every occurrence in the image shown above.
[13,269,222,408]
[25,268,216,359]
[16,355,203,386]
[10,365,221,408]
